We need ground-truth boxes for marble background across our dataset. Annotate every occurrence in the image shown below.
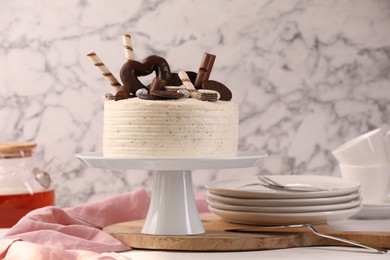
[0,0,389,206]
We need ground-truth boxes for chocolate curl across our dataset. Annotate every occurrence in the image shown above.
[122,34,135,60]
[87,52,121,89]
[194,53,216,88]
[149,77,166,92]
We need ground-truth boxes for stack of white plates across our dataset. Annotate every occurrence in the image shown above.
[206,175,362,225]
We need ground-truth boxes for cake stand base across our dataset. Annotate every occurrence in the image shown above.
[142,170,204,235]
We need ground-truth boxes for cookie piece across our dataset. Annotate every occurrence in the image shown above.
[150,90,185,99]
[202,80,232,101]
[196,89,219,102]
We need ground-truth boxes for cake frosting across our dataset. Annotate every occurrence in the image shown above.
[103,98,238,157]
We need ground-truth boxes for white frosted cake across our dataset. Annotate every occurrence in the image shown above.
[103,98,238,157]
[87,35,239,158]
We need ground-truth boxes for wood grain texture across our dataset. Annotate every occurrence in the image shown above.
[103,214,390,251]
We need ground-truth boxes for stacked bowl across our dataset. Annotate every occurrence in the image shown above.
[332,128,390,219]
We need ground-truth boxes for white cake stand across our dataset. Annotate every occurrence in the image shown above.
[76,151,267,236]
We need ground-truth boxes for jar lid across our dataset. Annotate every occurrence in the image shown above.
[0,141,37,158]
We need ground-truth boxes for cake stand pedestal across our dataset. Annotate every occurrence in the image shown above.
[76,152,267,236]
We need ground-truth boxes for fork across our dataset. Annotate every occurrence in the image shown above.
[226,224,386,254]
[257,175,334,191]
[239,176,333,192]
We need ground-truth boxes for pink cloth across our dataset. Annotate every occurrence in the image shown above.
[0,188,209,259]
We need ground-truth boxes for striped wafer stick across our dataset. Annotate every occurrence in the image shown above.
[178,71,196,92]
[122,34,135,60]
[87,52,121,89]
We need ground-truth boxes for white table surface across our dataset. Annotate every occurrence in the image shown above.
[1,218,389,259]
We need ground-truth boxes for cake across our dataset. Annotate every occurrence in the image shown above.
[88,34,239,158]
[103,98,238,157]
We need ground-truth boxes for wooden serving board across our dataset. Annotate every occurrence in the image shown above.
[103,214,390,251]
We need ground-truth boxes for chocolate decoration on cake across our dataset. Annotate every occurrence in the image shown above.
[120,55,172,95]
[178,71,196,92]
[138,94,161,100]
[194,53,216,88]
[163,86,187,92]
[177,89,191,98]
[185,71,198,86]
[150,90,184,99]
[87,52,122,89]
[114,85,132,101]
[196,89,219,102]
[105,93,116,100]
[202,80,232,101]
[168,73,183,86]
[87,34,234,102]
[169,71,197,86]
[149,77,166,92]
[135,88,148,97]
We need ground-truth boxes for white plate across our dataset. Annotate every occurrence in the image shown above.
[209,205,362,225]
[206,175,360,199]
[207,197,362,213]
[352,201,390,219]
[207,191,361,207]
[75,151,268,171]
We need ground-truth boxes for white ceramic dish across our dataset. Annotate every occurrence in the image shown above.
[207,191,361,207]
[352,201,390,219]
[75,151,268,171]
[206,175,360,199]
[207,197,362,213]
[209,205,362,225]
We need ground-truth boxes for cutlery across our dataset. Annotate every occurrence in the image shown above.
[226,224,387,254]
[239,176,335,192]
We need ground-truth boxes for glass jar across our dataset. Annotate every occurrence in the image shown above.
[0,142,55,228]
